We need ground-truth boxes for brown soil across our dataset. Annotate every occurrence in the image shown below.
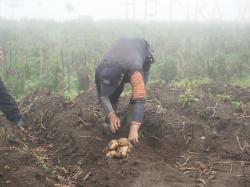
[1,82,250,187]
[0,117,56,187]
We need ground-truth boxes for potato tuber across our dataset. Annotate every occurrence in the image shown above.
[106,150,118,159]
[117,146,129,158]
[118,138,130,147]
[104,138,133,159]
[108,139,119,151]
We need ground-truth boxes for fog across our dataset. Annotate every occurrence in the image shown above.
[0,0,249,22]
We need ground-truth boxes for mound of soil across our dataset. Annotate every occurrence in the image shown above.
[2,82,250,187]
[0,117,56,187]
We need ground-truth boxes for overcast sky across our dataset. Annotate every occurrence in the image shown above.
[0,0,249,21]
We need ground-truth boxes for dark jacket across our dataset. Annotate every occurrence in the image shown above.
[95,38,154,123]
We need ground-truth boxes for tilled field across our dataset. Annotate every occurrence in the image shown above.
[0,82,250,187]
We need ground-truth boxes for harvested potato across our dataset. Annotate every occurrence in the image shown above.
[106,150,118,159]
[117,146,130,158]
[104,138,133,159]
[108,140,118,151]
[118,138,130,147]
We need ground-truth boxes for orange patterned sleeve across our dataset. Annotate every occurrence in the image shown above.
[130,71,146,99]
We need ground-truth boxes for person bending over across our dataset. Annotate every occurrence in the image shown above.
[95,38,155,144]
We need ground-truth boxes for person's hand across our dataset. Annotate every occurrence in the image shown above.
[128,121,141,144]
[108,112,121,133]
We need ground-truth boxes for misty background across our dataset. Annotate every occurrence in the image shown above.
[0,0,250,21]
[0,0,249,98]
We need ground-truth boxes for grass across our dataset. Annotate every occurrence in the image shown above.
[231,76,250,87]
[180,89,199,108]
[170,78,211,90]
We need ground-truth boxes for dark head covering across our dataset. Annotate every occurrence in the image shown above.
[100,62,124,96]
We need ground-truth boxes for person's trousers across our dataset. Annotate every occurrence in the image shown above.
[0,78,21,125]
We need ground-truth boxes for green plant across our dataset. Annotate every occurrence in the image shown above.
[152,57,177,83]
[232,101,242,108]
[171,78,210,91]
[216,94,233,102]
[180,89,199,107]
[171,78,192,90]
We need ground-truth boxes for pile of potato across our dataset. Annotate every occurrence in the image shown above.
[103,138,133,159]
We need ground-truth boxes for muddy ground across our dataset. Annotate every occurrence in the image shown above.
[0,82,250,187]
